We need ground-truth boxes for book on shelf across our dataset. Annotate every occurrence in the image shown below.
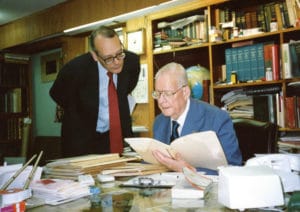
[289,41,300,78]
[125,131,228,171]
[264,43,280,81]
[285,96,299,128]
[253,94,277,123]
[285,0,300,27]
[276,93,285,128]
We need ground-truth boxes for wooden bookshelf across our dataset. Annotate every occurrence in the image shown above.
[145,0,300,136]
[0,54,31,163]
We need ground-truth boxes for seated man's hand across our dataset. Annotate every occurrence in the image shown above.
[152,149,196,172]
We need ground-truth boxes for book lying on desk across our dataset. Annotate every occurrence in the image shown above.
[125,131,228,170]
[171,167,213,199]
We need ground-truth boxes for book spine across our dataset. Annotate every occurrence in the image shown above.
[253,95,270,122]
[249,45,258,80]
[289,42,300,77]
[285,96,297,128]
[271,44,280,80]
[225,48,232,83]
[285,0,297,26]
[237,47,244,82]
[282,43,292,79]
[256,43,265,80]
[243,45,251,81]
[275,3,283,30]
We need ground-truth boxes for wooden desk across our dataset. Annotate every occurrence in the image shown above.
[27,181,234,211]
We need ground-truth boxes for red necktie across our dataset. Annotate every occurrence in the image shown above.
[107,72,123,154]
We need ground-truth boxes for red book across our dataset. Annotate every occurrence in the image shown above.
[271,44,280,80]
[264,43,280,80]
[285,96,296,128]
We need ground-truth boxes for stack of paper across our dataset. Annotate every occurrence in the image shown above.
[30,179,90,205]
[43,154,139,180]
[101,162,169,177]
[0,188,31,207]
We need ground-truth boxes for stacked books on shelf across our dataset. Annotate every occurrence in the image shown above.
[43,154,139,180]
[221,86,281,123]
[153,13,208,52]
[278,135,300,153]
[221,89,254,119]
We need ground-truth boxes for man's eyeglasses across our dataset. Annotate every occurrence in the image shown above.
[152,85,186,100]
[97,51,126,65]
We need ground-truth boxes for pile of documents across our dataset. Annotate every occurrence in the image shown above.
[43,154,139,180]
[30,179,90,205]
[101,162,169,177]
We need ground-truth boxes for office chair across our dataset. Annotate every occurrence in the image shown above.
[232,118,278,164]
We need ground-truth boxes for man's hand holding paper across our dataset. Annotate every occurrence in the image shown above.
[125,131,228,172]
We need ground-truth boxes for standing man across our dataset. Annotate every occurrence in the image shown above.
[151,62,242,174]
[50,26,140,157]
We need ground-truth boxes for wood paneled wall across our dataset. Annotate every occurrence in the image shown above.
[0,0,168,50]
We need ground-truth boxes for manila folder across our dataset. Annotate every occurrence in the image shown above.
[125,131,228,170]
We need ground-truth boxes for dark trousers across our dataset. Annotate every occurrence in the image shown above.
[93,131,110,154]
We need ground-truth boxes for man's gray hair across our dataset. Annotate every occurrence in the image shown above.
[155,62,188,86]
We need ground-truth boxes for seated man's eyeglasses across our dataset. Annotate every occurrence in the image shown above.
[152,85,186,99]
[97,50,126,65]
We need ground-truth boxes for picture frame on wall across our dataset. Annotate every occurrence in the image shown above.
[126,29,145,55]
[41,52,61,82]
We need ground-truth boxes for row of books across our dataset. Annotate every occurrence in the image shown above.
[154,13,208,51]
[215,0,299,32]
[0,63,28,87]
[0,117,23,141]
[0,88,23,113]
[225,40,300,83]
[225,42,279,83]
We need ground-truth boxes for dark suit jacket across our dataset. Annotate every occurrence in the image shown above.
[50,51,140,156]
[153,98,242,174]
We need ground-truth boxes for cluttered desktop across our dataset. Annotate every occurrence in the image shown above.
[0,150,299,211]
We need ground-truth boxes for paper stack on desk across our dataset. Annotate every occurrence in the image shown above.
[101,162,169,177]
[44,154,139,180]
[30,179,90,205]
